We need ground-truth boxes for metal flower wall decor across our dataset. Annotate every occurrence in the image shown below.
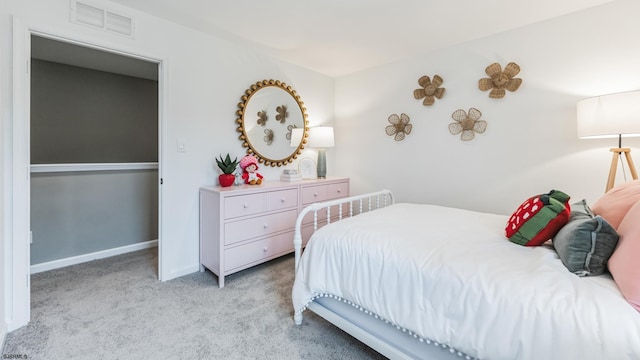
[385,113,412,141]
[257,110,267,126]
[413,75,445,106]
[276,105,288,123]
[252,105,292,146]
[448,108,487,141]
[263,128,274,145]
[478,62,522,99]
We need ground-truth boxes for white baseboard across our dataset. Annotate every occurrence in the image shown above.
[162,264,200,282]
[30,240,158,274]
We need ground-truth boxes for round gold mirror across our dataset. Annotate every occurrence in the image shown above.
[236,79,309,167]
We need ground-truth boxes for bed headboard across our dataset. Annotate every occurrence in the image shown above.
[293,189,394,269]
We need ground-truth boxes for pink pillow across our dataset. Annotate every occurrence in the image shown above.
[592,180,640,229]
[608,199,640,311]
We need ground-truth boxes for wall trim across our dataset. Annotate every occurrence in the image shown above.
[0,327,6,354]
[165,264,201,282]
[30,240,158,274]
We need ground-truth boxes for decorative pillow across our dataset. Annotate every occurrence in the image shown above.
[608,199,640,312]
[570,198,594,220]
[505,190,571,246]
[552,214,619,277]
[592,180,640,230]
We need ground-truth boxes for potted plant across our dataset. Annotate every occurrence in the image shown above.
[216,154,239,187]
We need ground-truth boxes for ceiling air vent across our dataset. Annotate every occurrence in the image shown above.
[70,0,134,38]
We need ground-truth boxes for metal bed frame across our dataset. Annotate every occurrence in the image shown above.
[292,190,473,360]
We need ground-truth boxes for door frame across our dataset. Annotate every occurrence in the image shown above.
[9,18,166,331]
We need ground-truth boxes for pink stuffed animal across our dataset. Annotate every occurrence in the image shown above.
[240,155,263,185]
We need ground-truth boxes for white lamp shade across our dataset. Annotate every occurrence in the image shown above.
[307,127,335,148]
[577,90,640,139]
[290,128,304,147]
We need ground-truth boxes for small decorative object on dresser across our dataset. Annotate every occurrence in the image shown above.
[298,158,316,179]
[215,153,239,187]
[239,154,263,185]
[280,169,301,182]
[199,177,349,287]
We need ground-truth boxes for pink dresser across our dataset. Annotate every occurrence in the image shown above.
[199,177,349,287]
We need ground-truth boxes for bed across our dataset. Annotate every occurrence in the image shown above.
[291,190,640,360]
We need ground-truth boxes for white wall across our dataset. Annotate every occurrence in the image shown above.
[335,0,640,215]
[0,0,334,330]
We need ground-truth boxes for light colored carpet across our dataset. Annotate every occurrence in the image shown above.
[1,248,385,359]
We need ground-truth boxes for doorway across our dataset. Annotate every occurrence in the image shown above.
[9,27,165,331]
[29,35,160,273]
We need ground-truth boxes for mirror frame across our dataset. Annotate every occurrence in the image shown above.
[236,79,309,167]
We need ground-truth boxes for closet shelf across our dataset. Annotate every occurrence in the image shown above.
[30,162,159,173]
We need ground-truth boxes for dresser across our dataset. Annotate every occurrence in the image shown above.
[199,177,349,287]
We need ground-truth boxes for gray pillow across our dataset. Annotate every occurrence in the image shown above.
[552,214,619,276]
[570,199,594,220]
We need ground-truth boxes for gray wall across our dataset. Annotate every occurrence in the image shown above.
[30,57,158,265]
[30,170,158,264]
[30,59,158,164]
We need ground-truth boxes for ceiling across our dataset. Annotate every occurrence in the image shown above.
[108,0,615,77]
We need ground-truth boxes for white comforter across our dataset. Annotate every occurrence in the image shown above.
[292,203,640,360]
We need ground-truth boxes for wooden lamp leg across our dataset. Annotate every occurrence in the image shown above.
[606,148,638,193]
[606,150,621,193]
[624,150,638,180]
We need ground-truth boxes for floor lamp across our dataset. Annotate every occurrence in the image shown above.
[577,90,640,192]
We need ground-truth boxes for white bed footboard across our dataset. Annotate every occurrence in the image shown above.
[293,189,394,270]
[291,191,475,359]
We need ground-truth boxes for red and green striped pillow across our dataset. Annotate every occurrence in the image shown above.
[505,190,571,246]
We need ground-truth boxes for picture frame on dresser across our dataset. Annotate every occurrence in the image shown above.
[298,157,317,179]
[199,177,349,287]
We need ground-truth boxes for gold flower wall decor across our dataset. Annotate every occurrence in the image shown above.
[276,105,288,123]
[385,113,412,141]
[264,128,274,145]
[478,62,522,99]
[257,110,267,126]
[413,75,445,106]
[448,108,487,141]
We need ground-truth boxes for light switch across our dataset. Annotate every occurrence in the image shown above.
[177,138,186,152]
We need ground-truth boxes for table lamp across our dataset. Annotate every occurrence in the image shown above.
[307,127,335,178]
[577,90,640,192]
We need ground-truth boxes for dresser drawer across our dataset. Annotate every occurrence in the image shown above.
[225,231,294,271]
[325,181,348,201]
[301,185,327,204]
[302,181,348,205]
[224,209,297,245]
[266,188,298,211]
[224,193,266,219]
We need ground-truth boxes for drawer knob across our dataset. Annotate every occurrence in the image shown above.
[263,224,269,228]
[243,203,249,208]
[337,189,342,193]
[263,246,268,252]
[313,193,318,197]
[281,198,286,203]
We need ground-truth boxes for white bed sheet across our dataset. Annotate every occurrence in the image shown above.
[292,203,640,360]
